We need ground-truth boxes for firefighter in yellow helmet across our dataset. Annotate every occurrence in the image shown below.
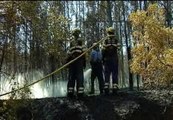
[66,28,86,98]
[102,27,121,95]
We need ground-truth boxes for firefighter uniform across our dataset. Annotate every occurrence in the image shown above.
[102,27,120,95]
[67,29,86,98]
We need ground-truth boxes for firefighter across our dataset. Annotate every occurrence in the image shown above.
[89,43,104,95]
[66,28,86,98]
[102,27,120,95]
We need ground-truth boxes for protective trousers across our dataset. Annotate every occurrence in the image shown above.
[67,60,84,96]
[104,58,118,94]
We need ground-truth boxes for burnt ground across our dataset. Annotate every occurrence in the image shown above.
[1,89,173,120]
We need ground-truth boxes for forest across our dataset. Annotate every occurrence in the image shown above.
[1,1,173,119]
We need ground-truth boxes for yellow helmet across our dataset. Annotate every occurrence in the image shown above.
[72,28,81,35]
[106,27,115,34]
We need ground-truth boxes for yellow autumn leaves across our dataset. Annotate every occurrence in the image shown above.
[129,3,173,88]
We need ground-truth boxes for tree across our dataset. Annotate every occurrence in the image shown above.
[129,3,173,88]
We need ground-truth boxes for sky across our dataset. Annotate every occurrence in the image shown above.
[64,1,88,30]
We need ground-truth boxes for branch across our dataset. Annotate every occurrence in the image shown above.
[156,54,173,68]
[0,70,11,76]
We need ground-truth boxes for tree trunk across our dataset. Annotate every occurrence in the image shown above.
[107,1,113,27]
[122,1,133,90]
[49,54,56,97]
[164,0,172,27]
[24,19,28,72]
[114,2,125,88]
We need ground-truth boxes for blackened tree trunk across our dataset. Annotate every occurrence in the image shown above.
[24,19,28,72]
[0,37,6,74]
[107,0,113,27]
[164,0,172,27]
[48,54,56,97]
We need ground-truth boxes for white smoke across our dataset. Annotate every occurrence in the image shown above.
[0,68,93,99]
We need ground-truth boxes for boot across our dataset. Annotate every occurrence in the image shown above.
[90,80,94,94]
[112,83,119,95]
[104,88,109,95]
[99,90,104,95]
[77,92,84,99]
[112,89,118,95]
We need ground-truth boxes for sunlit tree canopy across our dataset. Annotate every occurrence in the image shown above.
[129,3,173,88]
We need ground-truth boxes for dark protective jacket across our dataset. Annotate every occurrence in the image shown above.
[67,38,86,67]
[102,35,118,62]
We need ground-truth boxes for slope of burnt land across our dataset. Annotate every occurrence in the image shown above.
[0,89,173,120]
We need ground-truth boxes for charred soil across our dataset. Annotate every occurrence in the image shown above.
[0,89,173,120]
